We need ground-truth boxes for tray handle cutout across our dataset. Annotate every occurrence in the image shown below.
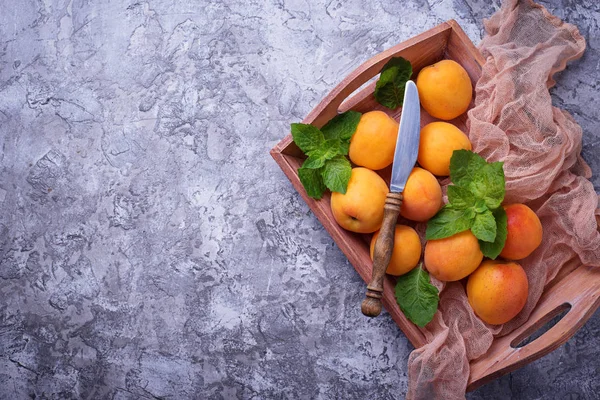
[511,303,571,349]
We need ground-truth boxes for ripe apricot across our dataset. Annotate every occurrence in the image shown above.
[467,260,529,325]
[331,167,388,233]
[500,204,543,260]
[370,225,422,276]
[424,230,483,282]
[349,111,399,170]
[416,60,473,120]
[400,167,442,222]
[418,122,472,176]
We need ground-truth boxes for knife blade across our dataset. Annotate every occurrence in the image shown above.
[391,81,421,192]
[361,80,421,318]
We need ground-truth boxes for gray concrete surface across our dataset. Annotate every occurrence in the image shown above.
[0,0,598,399]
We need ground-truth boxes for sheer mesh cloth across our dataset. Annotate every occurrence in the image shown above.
[407,1,600,398]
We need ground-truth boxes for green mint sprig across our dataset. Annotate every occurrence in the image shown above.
[425,150,508,259]
[291,111,361,199]
[374,57,413,109]
[394,263,439,327]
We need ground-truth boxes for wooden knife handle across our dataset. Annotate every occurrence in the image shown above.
[361,192,403,317]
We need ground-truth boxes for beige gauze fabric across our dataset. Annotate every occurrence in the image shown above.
[407,1,600,399]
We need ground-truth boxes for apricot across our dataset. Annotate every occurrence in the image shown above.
[400,167,443,222]
[500,204,543,260]
[331,167,388,233]
[349,111,399,170]
[370,225,422,276]
[418,122,472,176]
[416,59,473,120]
[467,260,529,325]
[424,230,483,282]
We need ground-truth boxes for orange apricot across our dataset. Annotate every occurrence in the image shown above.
[424,230,483,282]
[416,59,473,120]
[467,259,529,325]
[400,167,443,222]
[500,204,543,260]
[330,168,388,233]
[417,122,472,177]
[348,111,399,170]
[370,225,422,276]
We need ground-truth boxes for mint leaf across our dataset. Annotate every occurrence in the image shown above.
[322,111,362,141]
[303,139,345,169]
[374,57,413,109]
[291,112,364,198]
[471,162,505,210]
[462,207,476,221]
[426,205,475,240]
[473,199,488,213]
[394,263,439,327]
[338,141,349,156]
[291,123,324,153]
[298,166,326,199]
[472,209,497,242]
[479,207,508,259]
[434,150,507,251]
[450,150,487,188]
[323,138,350,156]
[447,185,476,209]
[322,155,352,194]
[450,150,505,211]
[302,155,326,169]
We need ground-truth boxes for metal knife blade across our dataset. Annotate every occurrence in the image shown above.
[390,80,420,193]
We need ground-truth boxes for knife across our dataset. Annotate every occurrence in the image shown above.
[361,80,421,317]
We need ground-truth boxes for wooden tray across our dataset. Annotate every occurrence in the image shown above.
[270,20,600,391]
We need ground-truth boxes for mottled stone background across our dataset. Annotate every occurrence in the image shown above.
[0,0,598,399]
